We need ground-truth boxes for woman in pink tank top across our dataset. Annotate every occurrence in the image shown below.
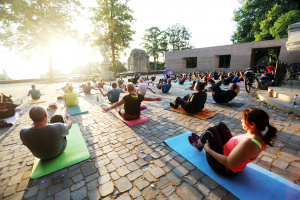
[188,108,277,175]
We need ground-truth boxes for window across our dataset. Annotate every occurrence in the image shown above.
[219,55,231,68]
[186,57,197,68]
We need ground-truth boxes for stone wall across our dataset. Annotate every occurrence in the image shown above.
[127,49,151,72]
[165,38,300,73]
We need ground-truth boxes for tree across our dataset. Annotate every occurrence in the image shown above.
[91,0,135,75]
[0,0,81,81]
[231,0,300,43]
[142,27,162,70]
[166,23,193,51]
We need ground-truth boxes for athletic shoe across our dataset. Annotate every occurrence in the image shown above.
[170,102,178,109]
[188,136,203,152]
[191,133,200,141]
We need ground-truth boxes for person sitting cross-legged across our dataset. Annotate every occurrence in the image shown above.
[136,79,156,96]
[99,82,125,104]
[157,78,172,93]
[102,83,162,120]
[20,106,72,159]
[27,85,42,99]
[170,81,207,114]
[0,94,23,119]
[63,86,80,107]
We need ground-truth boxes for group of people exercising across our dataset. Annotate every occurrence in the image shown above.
[0,70,277,178]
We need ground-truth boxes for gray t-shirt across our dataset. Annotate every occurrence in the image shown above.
[20,123,69,159]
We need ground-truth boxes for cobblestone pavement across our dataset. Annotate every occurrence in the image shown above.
[0,78,299,200]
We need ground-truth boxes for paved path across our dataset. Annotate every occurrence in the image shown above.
[0,78,299,200]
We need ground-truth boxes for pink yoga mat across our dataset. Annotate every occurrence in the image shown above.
[4,109,21,124]
[111,110,149,127]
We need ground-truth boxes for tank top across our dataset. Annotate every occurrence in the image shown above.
[223,134,266,172]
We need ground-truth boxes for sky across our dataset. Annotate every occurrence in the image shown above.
[0,0,240,80]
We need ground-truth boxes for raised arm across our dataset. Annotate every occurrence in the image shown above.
[148,87,156,94]
[102,98,125,113]
[66,113,73,129]
[99,88,109,97]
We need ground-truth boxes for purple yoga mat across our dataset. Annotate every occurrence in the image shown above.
[4,109,21,124]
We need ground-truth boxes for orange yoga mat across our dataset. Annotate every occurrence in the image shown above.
[170,107,217,120]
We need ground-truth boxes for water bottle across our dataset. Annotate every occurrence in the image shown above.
[96,95,99,101]
[292,95,298,107]
[16,113,21,125]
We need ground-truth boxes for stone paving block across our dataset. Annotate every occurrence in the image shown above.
[97,174,111,185]
[87,179,98,191]
[201,176,219,190]
[165,171,182,186]
[169,192,181,200]
[63,179,72,189]
[155,176,170,190]
[211,187,227,199]
[144,156,153,162]
[88,188,101,200]
[189,168,205,180]
[136,158,147,167]
[8,172,23,187]
[98,181,114,197]
[81,162,97,176]
[173,155,186,163]
[17,178,29,192]
[195,182,211,195]
[129,187,142,198]
[106,163,117,172]
[183,175,197,185]
[111,172,120,180]
[117,166,130,177]
[85,172,99,183]
[173,165,189,177]
[127,169,143,181]
[163,164,174,173]
[150,152,161,159]
[23,185,39,199]
[5,191,25,200]
[115,177,132,192]
[141,185,159,200]
[126,162,139,171]
[154,194,166,200]
[143,171,156,182]
[55,188,70,200]
[39,175,52,190]
[182,161,195,171]
[48,183,62,196]
[71,180,85,191]
[36,190,48,200]
[176,182,203,200]
[154,160,166,167]
[150,167,165,178]
[162,185,175,196]
[72,173,84,183]
[71,186,88,200]
[273,159,289,169]
[112,157,126,168]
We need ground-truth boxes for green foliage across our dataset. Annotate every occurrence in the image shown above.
[268,60,277,67]
[116,60,127,73]
[232,0,300,43]
[271,10,300,39]
[0,0,82,80]
[91,0,135,75]
[0,73,7,80]
[166,23,193,51]
[142,27,162,64]
[150,61,165,70]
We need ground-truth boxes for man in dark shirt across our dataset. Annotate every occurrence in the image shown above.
[223,73,234,85]
[20,106,72,159]
[0,94,22,119]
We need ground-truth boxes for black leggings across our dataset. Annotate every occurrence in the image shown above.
[199,122,236,176]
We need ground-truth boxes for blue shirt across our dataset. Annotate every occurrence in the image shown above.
[28,89,41,99]
[162,84,172,93]
[232,76,240,83]
[108,88,123,102]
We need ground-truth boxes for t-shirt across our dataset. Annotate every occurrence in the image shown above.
[232,76,240,83]
[223,134,266,172]
[137,83,148,96]
[162,84,172,93]
[123,94,144,115]
[20,123,69,159]
[28,89,41,99]
[108,88,123,102]
[83,86,95,94]
[63,92,79,107]
[98,82,105,88]
[0,103,17,119]
[182,91,207,114]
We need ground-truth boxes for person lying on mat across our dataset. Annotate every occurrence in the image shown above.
[136,79,156,96]
[27,85,43,99]
[102,83,162,120]
[99,82,125,104]
[157,78,172,93]
[207,83,240,103]
[188,108,277,176]
[80,81,99,94]
[20,106,73,159]
[170,82,207,114]
[63,86,80,107]
[0,94,23,119]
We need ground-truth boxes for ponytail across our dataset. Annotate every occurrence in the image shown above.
[263,124,277,147]
[232,83,240,94]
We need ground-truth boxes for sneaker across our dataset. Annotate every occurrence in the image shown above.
[170,102,178,109]
[191,133,200,141]
[188,136,203,152]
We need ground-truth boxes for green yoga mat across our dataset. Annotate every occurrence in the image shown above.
[30,124,90,179]
[66,105,89,116]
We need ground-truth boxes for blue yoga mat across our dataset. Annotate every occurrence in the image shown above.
[164,133,300,200]
[66,105,88,116]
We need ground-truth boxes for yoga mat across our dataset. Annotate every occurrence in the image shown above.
[173,82,192,86]
[3,109,21,124]
[185,86,229,90]
[164,133,300,200]
[206,99,245,107]
[169,107,216,120]
[30,98,46,104]
[111,110,149,127]
[66,105,88,116]
[30,124,90,179]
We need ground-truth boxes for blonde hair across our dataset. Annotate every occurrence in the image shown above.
[232,83,240,94]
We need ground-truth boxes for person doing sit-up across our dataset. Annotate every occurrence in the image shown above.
[170,82,207,114]
[207,83,240,103]
[157,78,172,93]
[188,108,277,175]
[102,83,162,120]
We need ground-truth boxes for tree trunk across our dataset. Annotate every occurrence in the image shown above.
[154,56,157,70]
[112,45,116,75]
[47,45,54,82]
